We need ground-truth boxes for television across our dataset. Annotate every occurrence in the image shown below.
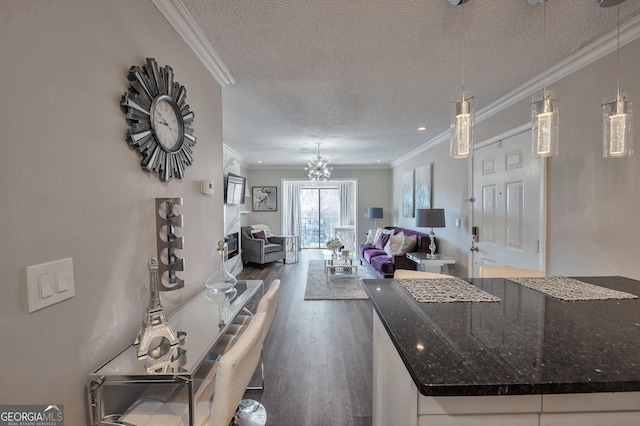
[225,173,246,205]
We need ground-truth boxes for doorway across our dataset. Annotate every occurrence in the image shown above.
[281,180,357,251]
[471,129,546,277]
[300,187,340,248]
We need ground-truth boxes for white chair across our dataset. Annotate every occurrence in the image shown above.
[212,280,280,354]
[394,269,454,279]
[209,312,268,426]
[231,279,280,333]
[479,265,545,278]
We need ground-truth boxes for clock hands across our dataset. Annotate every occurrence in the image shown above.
[155,110,176,132]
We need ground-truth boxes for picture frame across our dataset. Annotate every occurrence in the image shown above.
[402,169,415,217]
[415,163,432,212]
[252,186,277,211]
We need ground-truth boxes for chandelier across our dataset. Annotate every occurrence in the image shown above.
[305,143,333,181]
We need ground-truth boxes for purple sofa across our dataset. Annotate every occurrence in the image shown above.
[359,226,436,278]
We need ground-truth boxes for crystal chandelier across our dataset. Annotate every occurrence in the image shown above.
[305,143,333,181]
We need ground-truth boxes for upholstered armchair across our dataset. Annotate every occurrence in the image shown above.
[241,226,286,267]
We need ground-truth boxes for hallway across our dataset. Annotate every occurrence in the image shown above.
[237,250,373,426]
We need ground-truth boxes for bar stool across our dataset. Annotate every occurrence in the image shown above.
[212,280,280,364]
[209,312,267,426]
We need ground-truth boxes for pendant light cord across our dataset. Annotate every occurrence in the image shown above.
[461,3,465,98]
[543,0,547,98]
[616,3,621,100]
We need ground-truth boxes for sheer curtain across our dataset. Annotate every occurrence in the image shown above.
[281,181,301,251]
[339,181,354,226]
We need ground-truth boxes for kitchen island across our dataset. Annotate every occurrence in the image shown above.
[362,276,640,426]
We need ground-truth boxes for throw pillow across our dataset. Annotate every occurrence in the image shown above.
[365,229,377,245]
[389,231,405,255]
[251,224,274,238]
[383,238,393,257]
[375,232,390,250]
[397,234,418,255]
[252,230,269,244]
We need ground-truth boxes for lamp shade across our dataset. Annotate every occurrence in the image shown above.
[416,209,445,228]
[367,207,383,219]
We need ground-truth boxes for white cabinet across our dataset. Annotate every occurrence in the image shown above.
[372,310,640,426]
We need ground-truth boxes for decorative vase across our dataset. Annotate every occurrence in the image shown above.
[205,241,237,294]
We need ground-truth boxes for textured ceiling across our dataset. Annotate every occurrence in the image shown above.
[180,0,640,167]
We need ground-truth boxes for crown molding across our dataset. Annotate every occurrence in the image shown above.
[391,131,450,167]
[152,0,235,87]
[394,14,640,167]
[245,163,391,170]
[223,144,244,162]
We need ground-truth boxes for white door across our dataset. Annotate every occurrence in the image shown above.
[472,130,544,277]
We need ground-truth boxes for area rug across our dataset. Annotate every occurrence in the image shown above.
[508,276,638,301]
[397,278,500,303]
[304,259,374,300]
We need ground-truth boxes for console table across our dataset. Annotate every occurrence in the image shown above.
[86,280,263,426]
[279,234,300,264]
[406,252,455,274]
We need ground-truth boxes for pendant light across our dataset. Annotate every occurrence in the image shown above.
[305,142,333,181]
[531,0,559,157]
[602,2,633,158]
[450,0,474,159]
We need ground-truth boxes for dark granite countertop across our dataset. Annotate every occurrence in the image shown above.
[362,276,640,397]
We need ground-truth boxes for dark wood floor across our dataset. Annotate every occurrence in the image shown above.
[238,250,373,426]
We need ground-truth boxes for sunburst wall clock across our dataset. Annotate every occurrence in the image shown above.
[121,58,196,182]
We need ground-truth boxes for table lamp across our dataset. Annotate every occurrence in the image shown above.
[367,207,383,228]
[416,208,445,259]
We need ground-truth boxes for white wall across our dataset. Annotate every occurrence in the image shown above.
[246,167,392,243]
[223,150,247,275]
[0,1,224,423]
[392,144,471,277]
[392,33,640,280]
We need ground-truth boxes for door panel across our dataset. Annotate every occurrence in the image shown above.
[506,181,523,249]
[482,185,497,244]
[473,131,543,277]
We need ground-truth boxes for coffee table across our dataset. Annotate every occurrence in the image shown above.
[324,251,358,283]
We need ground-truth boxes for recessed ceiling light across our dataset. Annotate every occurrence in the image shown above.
[418,127,426,131]
[257,160,262,163]
[376,160,381,163]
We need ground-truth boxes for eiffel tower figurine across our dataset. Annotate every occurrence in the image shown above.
[134,257,181,358]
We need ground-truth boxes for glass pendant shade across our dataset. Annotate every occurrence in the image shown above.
[205,241,237,293]
[603,95,633,157]
[531,90,559,157]
[450,93,474,159]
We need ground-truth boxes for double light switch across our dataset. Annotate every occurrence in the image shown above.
[26,258,75,313]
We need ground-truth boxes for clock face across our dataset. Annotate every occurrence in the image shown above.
[151,96,183,152]
[121,58,196,182]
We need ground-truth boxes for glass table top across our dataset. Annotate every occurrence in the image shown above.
[90,280,263,380]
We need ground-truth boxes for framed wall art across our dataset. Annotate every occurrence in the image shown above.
[402,170,414,217]
[252,186,277,211]
[415,163,432,211]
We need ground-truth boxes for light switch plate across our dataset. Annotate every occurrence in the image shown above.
[27,258,74,313]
